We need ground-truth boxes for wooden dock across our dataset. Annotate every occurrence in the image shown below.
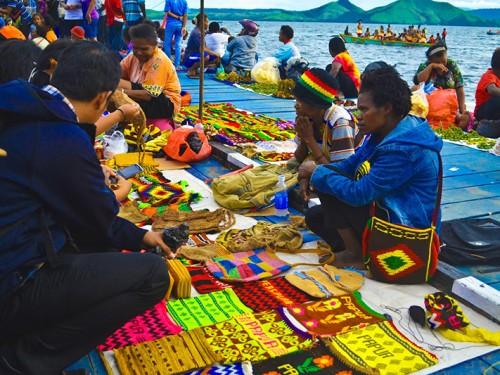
[67,74,499,374]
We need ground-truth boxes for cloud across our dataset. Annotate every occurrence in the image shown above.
[146,0,500,11]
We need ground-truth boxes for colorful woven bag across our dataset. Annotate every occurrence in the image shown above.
[362,155,442,284]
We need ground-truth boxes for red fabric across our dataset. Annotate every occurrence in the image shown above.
[105,0,124,26]
[187,266,231,294]
[475,69,500,114]
[233,277,313,312]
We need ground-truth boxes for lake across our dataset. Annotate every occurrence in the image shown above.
[202,21,499,106]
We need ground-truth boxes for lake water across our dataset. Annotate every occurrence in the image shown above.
[204,21,499,105]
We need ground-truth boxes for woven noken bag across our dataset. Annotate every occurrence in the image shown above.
[211,164,297,210]
[152,208,235,234]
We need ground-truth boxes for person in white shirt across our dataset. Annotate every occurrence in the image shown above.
[63,0,83,37]
[205,21,230,57]
[272,25,300,66]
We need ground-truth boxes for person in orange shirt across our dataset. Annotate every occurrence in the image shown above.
[119,23,181,128]
[325,36,360,99]
[475,48,500,138]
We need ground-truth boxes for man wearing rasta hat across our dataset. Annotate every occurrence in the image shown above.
[292,68,363,202]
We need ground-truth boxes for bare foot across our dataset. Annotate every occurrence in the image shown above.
[331,250,364,269]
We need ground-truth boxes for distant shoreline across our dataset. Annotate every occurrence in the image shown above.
[146,0,500,28]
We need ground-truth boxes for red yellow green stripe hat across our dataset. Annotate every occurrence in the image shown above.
[293,68,339,107]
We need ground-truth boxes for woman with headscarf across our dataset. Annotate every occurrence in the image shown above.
[223,19,259,73]
[414,43,466,114]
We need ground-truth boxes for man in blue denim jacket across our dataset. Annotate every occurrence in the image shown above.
[301,67,443,267]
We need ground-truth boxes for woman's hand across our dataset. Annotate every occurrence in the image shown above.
[295,116,315,142]
[118,103,140,122]
[299,178,311,201]
[142,231,175,258]
[432,63,448,75]
[298,160,318,181]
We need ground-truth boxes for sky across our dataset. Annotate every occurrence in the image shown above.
[146,0,500,11]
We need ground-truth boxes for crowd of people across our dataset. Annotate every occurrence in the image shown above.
[345,21,447,45]
[0,0,499,373]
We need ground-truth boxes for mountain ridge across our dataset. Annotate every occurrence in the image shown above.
[147,0,499,27]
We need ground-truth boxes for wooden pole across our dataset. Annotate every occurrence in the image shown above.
[198,0,205,123]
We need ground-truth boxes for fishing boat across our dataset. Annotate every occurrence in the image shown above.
[341,34,431,47]
[486,30,500,35]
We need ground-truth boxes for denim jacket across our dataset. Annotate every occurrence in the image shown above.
[311,115,443,229]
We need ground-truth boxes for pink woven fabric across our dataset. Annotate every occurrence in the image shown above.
[97,302,182,351]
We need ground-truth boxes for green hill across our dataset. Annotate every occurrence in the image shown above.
[468,8,500,21]
[147,0,498,26]
[365,0,490,26]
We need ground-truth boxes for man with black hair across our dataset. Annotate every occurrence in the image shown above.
[0,39,41,84]
[301,67,442,267]
[119,22,181,122]
[272,24,300,66]
[0,41,174,374]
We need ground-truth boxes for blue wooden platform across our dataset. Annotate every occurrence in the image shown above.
[68,73,499,374]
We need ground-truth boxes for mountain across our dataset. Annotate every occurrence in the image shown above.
[147,0,498,26]
[468,8,500,21]
[364,0,490,26]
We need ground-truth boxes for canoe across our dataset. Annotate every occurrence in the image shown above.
[486,31,500,35]
[341,34,431,47]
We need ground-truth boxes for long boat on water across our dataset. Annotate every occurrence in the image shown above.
[341,34,431,47]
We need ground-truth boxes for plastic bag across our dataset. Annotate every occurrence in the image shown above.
[163,126,212,162]
[426,88,458,129]
[251,57,280,85]
[103,131,128,159]
[410,84,429,119]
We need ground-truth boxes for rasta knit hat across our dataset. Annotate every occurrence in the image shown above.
[292,68,338,107]
[70,26,85,40]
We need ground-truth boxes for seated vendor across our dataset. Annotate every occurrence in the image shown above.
[475,48,500,123]
[0,41,173,374]
[272,25,300,68]
[301,67,442,267]
[292,68,363,199]
[119,23,181,125]
[413,44,466,114]
[325,36,360,98]
[223,19,258,73]
[183,14,220,78]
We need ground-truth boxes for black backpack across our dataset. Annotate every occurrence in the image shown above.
[439,218,500,265]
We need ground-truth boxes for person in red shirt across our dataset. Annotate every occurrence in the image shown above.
[475,48,500,138]
[475,48,500,121]
[105,0,125,51]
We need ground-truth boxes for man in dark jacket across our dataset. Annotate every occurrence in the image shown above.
[0,41,173,374]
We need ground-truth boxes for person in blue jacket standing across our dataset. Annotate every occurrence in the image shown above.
[0,41,174,374]
[300,67,443,268]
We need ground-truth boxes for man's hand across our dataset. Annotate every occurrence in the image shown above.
[101,165,117,185]
[142,231,175,258]
[295,116,315,142]
[86,13,91,23]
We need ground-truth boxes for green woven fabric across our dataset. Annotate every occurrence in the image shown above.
[167,289,252,330]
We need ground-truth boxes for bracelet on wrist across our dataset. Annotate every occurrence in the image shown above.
[116,108,125,121]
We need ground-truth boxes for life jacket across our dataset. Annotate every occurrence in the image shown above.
[163,126,212,162]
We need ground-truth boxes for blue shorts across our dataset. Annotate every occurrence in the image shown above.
[83,17,98,39]
[184,53,217,68]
